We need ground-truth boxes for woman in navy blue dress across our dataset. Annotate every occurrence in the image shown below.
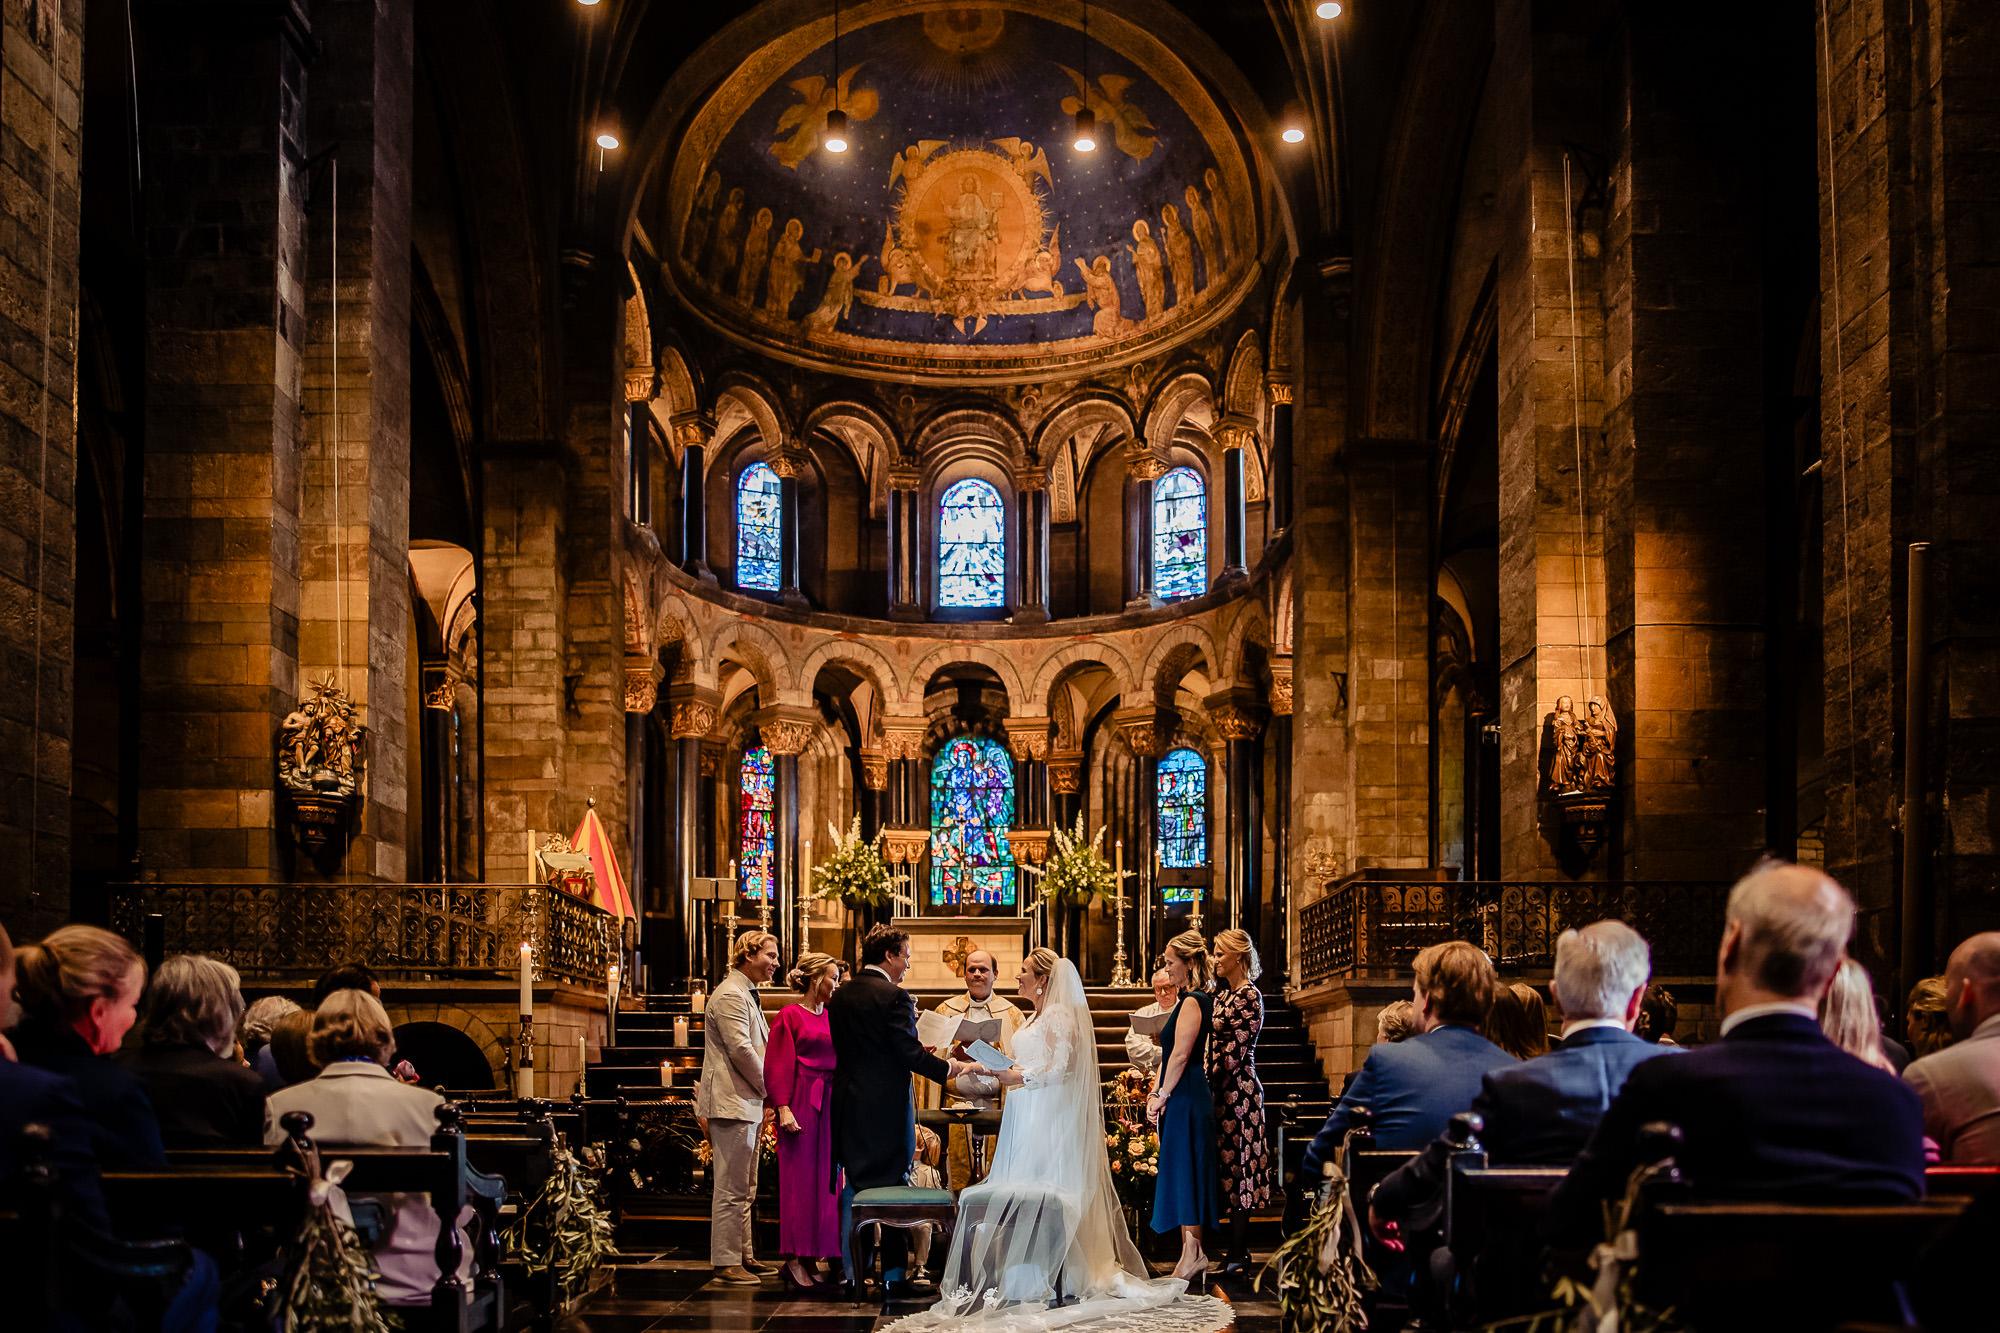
[1147,929,1222,1280]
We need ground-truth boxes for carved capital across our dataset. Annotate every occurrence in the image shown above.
[1208,703,1264,741]
[420,658,460,712]
[1268,661,1294,717]
[624,655,665,715]
[888,462,923,492]
[880,826,933,865]
[1265,379,1294,406]
[1047,754,1083,794]
[880,715,930,762]
[752,705,822,755]
[1003,716,1052,763]
[666,684,722,737]
[1010,828,1052,865]
[765,452,804,481]
[670,411,716,452]
[1216,424,1254,453]
[1013,465,1051,492]
[1111,705,1174,759]
[625,366,657,403]
[1124,443,1170,483]
[859,748,889,791]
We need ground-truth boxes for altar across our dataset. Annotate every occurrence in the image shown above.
[892,915,1030,988]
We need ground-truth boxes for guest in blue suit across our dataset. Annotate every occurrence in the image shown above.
[1302,939,1517,1177]
[1371,919,1677,1227]
[1546,863,1926,1250]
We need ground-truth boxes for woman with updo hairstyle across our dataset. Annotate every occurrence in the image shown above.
[1207,927,1273,1276]
[1147,929,1222,1279]
[763,950,843,1291]
[8,924,166,1168]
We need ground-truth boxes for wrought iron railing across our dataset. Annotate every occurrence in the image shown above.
[106,882,615,988]
[1297,880,1727,985]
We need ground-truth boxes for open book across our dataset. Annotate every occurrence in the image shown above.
[1128,1009,1171,1037]
[964,1038,1013,1072]
[916,1010,1005,1049]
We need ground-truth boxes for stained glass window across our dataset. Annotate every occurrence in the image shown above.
[1157,747,1207,903]
[738,746,774,901]
[930,736,1016,906]
[1153,467,1207,600]
[736,462,782,591]
[938,478,1006,608]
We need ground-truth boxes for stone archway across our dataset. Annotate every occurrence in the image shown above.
[391,1020,499,1093]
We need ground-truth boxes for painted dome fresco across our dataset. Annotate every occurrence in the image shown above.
[658,2,1263,384]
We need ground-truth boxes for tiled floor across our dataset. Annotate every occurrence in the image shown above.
[570,1253,1281,1333]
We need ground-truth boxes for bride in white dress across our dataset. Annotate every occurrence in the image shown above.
[887,949,1233,1333]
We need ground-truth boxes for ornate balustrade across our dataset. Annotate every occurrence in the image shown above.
[106,882,616,988]
[1297,880,1727,986]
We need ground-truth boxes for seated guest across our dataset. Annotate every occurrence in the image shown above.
[1124,968,1179,1077]
[8,924,165,1168]
[1372,921,1676,1230]
[1903,932,2000,1164]
[1635,983,1678,1044]
[1819,957,1896,1073]
[313,961,381,1004]
[1303,941,1515,1176]
[240,995,302,1089]
[1487,982,1551,1060]
[1546,862,1925,1249]
[268,1006,321,1086]
[1376,999,1418,1044]
[1907,974,1954,1058]
[264,989,472,1305]
[117,954,269,1146]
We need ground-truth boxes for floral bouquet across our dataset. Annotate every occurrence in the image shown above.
[1037,814,1118,909]
[811,816,904,910]
[1103,1067,1160,1211]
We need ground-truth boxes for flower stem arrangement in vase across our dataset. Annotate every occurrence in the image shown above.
[1037,814,1118,909]
[811,817,907,918]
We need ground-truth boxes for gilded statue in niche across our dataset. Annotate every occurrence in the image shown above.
[771,66,879,170]
[280,675,368,800]
[1547,695,1581,793]
[1057,66,1157,160]
[1580,696,1618,790]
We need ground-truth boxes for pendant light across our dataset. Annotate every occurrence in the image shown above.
[1073,1,1097,152]
[825,0,849,153]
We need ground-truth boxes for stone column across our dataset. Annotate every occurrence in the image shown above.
[418,659,461,882]
[1207,692,1266,932]
[886,464,923,621]
[654,685,707,989]
[137,2,312,887]
[1125,446,1167,611]
[672,412,717,583]
[757,710,820,960]
[859,748,888,841]
[1015,467,1051,623]
[1216,420,1254,586]
[1267,379,1295,534]
[1004,717,1052,828]
[769,452,810,611]
[1267,660,1294,982]
[1113,707,1172,963]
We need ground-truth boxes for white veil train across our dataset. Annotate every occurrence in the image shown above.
[885,958,1233,1333]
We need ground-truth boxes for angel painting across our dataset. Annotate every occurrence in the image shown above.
[890,140,946,191]
[1580,695,1617,791]
[1056,65,1158,160]
[878,223,921,296]
[990,137,1053,190]
[771,65,879,170]
[1014,225,1062,299]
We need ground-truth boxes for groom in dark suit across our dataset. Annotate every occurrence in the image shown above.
[829,925,977,1294]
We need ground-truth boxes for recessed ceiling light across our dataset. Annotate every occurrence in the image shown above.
[1282,127,1306,144]
[1316,1,1342,18]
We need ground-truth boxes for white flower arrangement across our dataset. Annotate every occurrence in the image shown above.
[1035,814,1118,909]
[810,817,910,911]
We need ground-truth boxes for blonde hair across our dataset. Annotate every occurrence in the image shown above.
[1025,946,1059,987]
[1907,975,1952,1058]
[309,988,396,1066]
[787,951,840,993]
[13,925,144,1028]
[1213,928,1262,984]
[1820,958,1894,1072]
[1164,930,1213,990]
[732,929,778,969]
[1487,981,1550,1059]
[1412,940,1498,1028]
[1375,999,1417,1043]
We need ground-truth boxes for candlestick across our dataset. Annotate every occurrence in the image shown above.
[1110,838,1135,987]
[799,838,814,952]
[578,1033,587,1073]
[673,1015,689,1046]
[517,942,536,1098]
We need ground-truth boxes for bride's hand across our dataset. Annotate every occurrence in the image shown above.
[994,1067,1026,1087]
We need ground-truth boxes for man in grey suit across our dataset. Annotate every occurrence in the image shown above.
[697,928,780,1285]
[1904,932,2000,1163]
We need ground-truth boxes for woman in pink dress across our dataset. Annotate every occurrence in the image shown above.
[766,950,843,1291]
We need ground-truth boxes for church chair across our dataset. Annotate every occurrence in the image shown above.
[845,1183,958,1312]
[1431,1114,1567,1328]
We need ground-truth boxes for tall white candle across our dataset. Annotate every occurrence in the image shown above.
[673,1015,689,1046]
[519,942,533,1014]
[578,1034,587,1072]
[660,1061,672,1087]
[692,983,706,1013]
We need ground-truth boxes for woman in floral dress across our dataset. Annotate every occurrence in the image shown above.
[1207,927,1272,1277]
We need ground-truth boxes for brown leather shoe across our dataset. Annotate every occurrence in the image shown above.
[714,1266,763,1286]
[743,1258,779,1276]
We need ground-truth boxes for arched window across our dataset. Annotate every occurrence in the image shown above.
[736,462,783,591]
[1157,747,1207,903]
[938,477,1007,608]
[1152,467,1207,600]
[738,746,775,900]
[930,736,1015,906]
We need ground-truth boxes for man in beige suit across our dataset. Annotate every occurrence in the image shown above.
[1905,932,2000,1163]
[697,929,779,1284]
[916,949,1023,1189]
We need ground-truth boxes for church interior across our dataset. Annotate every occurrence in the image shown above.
[3,0,1999,1329]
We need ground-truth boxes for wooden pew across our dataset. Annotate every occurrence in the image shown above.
[1429,1113,1565,1329]
[1924,1164,2000,1199]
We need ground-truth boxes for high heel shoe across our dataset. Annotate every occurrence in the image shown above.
[781,1262,829,1293]
[1171,1253,1210,1283]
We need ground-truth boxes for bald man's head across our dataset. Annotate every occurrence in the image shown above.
[962,950,996,1001]
[1944,932,2000,1039]
[1720,861,1853,1002]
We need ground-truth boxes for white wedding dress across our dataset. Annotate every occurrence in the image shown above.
[885,960,1234,1333]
